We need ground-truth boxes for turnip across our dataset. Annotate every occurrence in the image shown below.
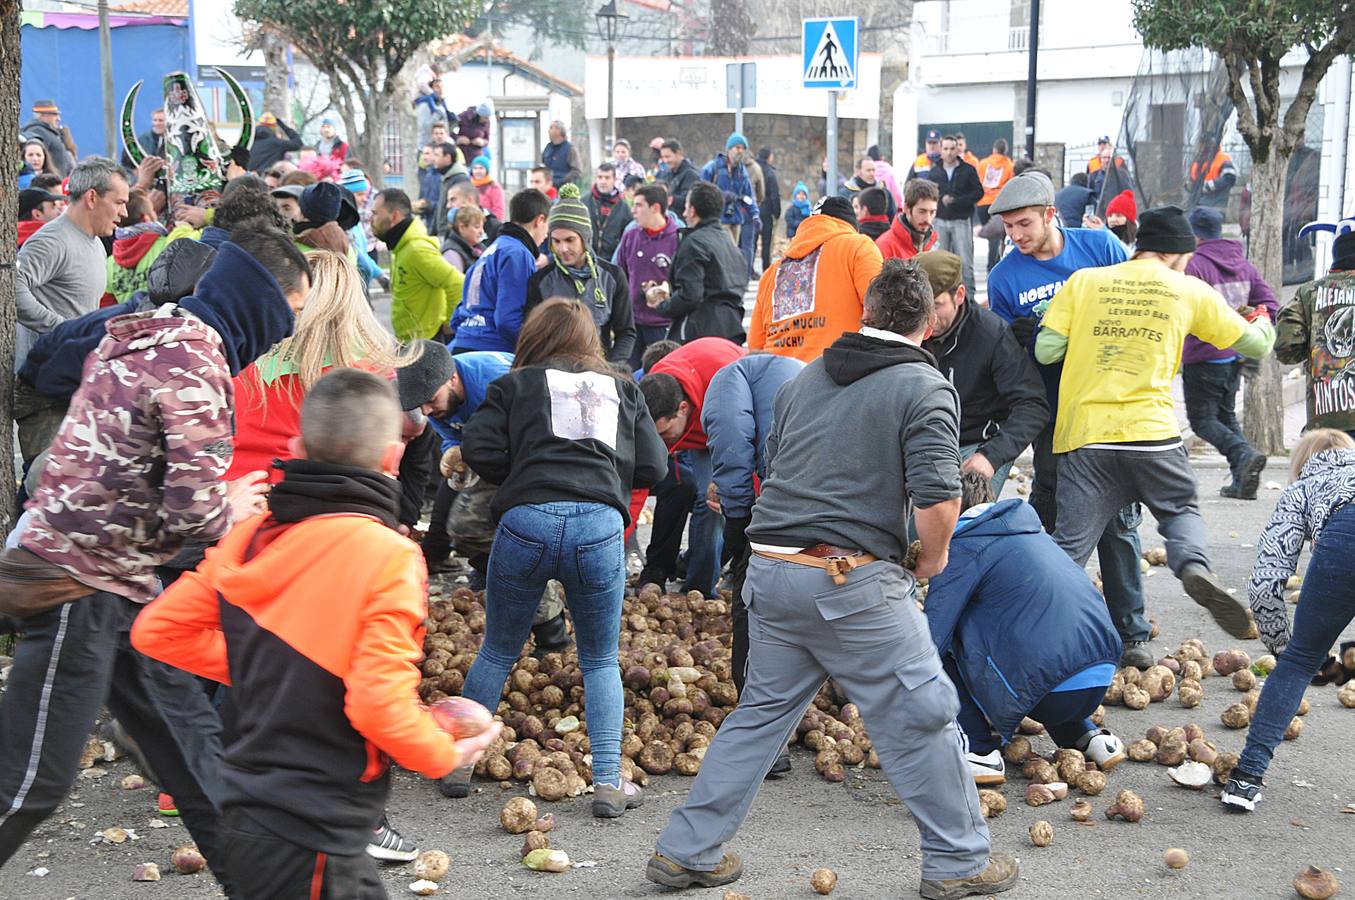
[810,867,838,895]
[1029,820,1054,847]
[500,797,538,834]
[1293,866,1340,900]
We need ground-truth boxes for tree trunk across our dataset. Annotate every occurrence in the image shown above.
[1242,147,1287,455]
[0,0,20,532]
[262,30,291,122]
[358,82,389,189]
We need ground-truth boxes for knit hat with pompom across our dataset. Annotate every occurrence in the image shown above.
[547,183,593,245]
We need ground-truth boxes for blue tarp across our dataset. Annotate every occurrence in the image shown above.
[21,22,190,164]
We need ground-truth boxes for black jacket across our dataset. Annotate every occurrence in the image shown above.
[922,301,1049,468]
[928,161,984,220]
[662,158,701,212]
[462,361,669,524]
[525,256,637,363]
[584,189,633,261]
[759,160,782,221]
[658,219,749,344]
[248,122,304,173]
[839,176,897,220]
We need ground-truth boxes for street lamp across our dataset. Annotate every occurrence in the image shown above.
[595,1,629,153]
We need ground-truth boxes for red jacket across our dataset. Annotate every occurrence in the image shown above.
[17,219,44,246]
[648,337,746,452]
[876,215,938,260]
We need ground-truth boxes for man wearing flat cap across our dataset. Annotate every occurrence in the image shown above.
[1034,205,1276,643]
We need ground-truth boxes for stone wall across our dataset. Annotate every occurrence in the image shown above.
[615,112,871,205]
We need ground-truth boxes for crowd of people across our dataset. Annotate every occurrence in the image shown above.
[4,82,1355,899]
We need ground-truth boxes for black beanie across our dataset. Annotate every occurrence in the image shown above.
[1136,205,1197,255]
[1333,231,1355,272]
[813,195,857,228]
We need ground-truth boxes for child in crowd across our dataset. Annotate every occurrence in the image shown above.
[785,181,811,240]
[132,368,501,895]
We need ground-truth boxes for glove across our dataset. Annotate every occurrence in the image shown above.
[1009,315,1037,349]
[722,515,751,567]
[439,446,464,479]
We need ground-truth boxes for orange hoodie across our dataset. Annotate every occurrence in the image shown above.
[748,214,883,363]
[132,509,460,852]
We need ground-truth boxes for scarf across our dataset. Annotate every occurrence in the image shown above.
[553,251,607,309]
[268,459,401,530]
[472,174,494,188]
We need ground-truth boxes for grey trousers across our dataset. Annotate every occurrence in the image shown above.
[655,557,991,882]
[1053,445,1210,578]
[934,217,976,296]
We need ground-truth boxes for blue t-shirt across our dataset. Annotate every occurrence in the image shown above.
[427,350,514,452]
[987,227,1127,408]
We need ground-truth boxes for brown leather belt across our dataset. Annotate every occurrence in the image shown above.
[753,544,878,585]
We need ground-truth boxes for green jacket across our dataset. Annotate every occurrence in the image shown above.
[1275,269,1355,433]
[390,217,464,342]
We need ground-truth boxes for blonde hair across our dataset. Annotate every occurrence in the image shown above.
[249,251,420,403]
[1290,428,1355,482]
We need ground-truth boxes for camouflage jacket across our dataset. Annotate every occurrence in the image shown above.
[22,304,235,602]
[1275,269,1355,433]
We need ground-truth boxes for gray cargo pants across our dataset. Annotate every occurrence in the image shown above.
[655,556,991,882]
[1053,445,1210,577]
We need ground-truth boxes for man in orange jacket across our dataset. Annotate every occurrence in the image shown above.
[748,196,883,362]
[976,139,1015,273]
[133,369,500,897]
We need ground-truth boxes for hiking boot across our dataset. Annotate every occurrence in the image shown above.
[1220,773,1263,812]
[919,853,1019,900]
[1079,730,1126,771]
[966,749,1006,785]
[366,815,418,862]
[437,764,473,799]
[1118,641,1154,670]
[1236,451,1267,500]
[765,752,793,779]
[531,612,574,660]
[645,852,743,889]
[593,780,644,818]
[1180,563,1251,638]
[1219,482,1242,499]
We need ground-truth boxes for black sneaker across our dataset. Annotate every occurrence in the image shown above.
[1221,774,1263,812]
[1118,641,1154,670]
[366,816,418,862]
[765,752,793,779]
[1236,452,1267,500]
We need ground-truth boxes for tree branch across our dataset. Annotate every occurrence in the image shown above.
[1222,52,1261,146]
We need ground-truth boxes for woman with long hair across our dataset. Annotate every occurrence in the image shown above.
[229,250,418,478]
[455,299,668,817]
[1221,428,1355,812]
[23,139,59,178]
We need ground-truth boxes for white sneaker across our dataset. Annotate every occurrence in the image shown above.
[1083,731,1125,771]
[966,749,1006,785]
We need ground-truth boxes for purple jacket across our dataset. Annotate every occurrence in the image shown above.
[1182,238,1278,364]
[616,219,679,328]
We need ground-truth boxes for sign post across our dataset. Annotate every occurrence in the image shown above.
[726,62,757,135]
[802,17,858,199]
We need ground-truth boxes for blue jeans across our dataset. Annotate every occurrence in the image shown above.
[1182,361,1255,476]
[461,502,627,785]
[738,220,758,278]
[945,656,1100,754]
[1238,504,1355,779]
[684,449,724,596]
[630,324,671,371]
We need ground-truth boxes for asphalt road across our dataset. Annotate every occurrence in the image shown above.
[2,460,1353,900]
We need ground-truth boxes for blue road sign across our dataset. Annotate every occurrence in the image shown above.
[802,17,859,90]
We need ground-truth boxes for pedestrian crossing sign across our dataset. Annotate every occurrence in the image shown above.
[802,17,859,90]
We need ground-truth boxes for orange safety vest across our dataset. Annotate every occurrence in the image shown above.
[1190,150,1231,182]
[912,152,934,176]
[1087,155,1124,174]
[977,154,1014,207]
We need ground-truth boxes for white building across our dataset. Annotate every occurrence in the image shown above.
[899,0,1355,273]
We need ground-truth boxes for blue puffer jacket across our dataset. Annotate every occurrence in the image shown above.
[20,297,147,400]
[701,153,757,226]
[448,224,540,353]
[700,354,806,519]
[924,499,1122,742]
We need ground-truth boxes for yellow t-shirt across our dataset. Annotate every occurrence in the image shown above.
[1041,258,1246,453]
